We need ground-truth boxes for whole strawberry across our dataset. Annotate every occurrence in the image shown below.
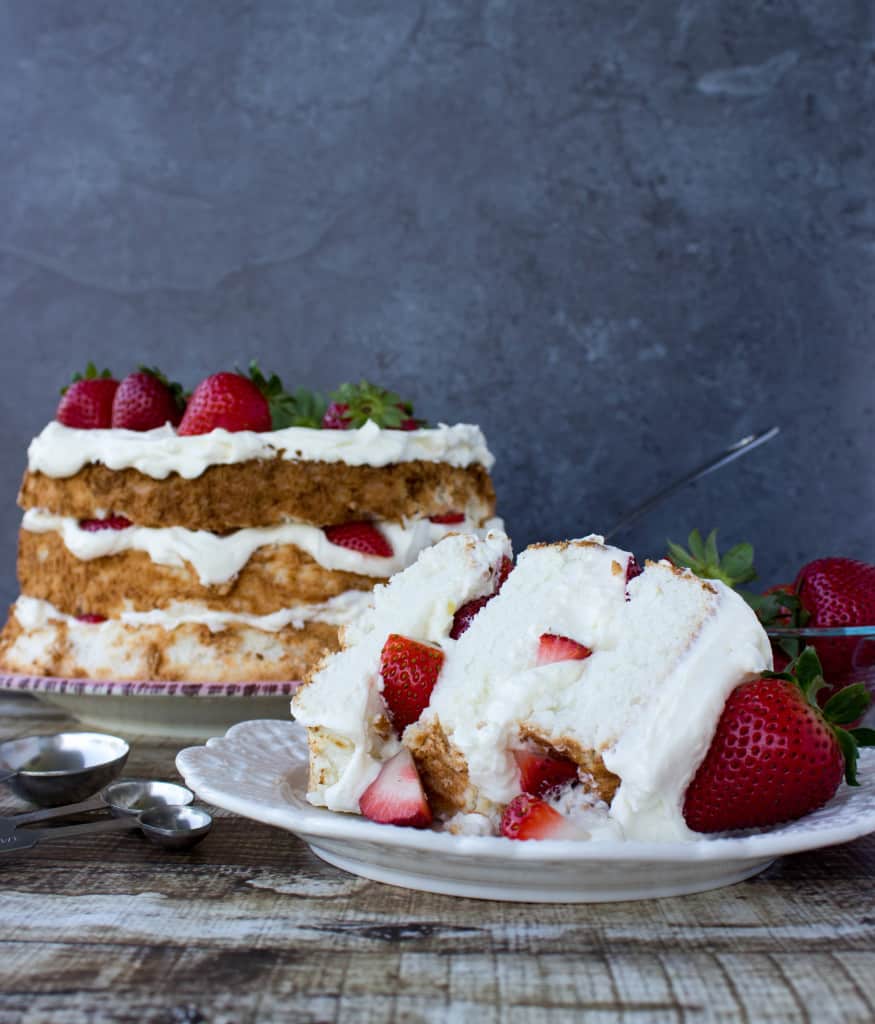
[795,558,875,698]
[111,368,185,431]
[178,372,271,435]
[320,381,425,430]
[683,648,874,833]
[56,364,118,429]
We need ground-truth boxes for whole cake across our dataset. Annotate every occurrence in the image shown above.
[293,530,803,840]
[0,367,497,683]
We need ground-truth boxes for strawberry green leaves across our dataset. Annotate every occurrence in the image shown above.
[246,361,328,429]
[60,362,114,396]
[667,529,757,588]
[764,646,874,785]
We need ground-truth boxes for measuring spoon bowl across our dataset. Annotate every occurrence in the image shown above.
[103,779,194,818]
[139,806,212,850]
[0,732,129,806]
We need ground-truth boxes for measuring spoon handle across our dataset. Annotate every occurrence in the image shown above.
[0,816,138,854]
[0,793,108,828]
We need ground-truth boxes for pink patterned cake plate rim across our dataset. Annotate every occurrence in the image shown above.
[0,672,301,700]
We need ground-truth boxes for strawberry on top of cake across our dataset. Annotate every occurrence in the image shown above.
[292,530,874,841]
[0,364,498,683]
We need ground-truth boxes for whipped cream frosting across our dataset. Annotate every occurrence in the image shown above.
[292,531,513,810]
[22,509,500,584]
[293,531,773,842]
[13,592,372,634]
[27,420,494,479]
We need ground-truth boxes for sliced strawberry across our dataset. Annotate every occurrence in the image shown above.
[111,368,184,430]
[449,595,489,639]
[324,522,393,558]
[626,555,643,583]
[178,372,271,435]
[76,613,107,624]
[500,794,576,840]
[429,512,466,525]
[536,634,592,665]
[358,748,432,828]
[57,365,118,429]
[513,749,578,797]
[79,516,133,532]
[450,555,514,639]
[380,633,444,733]
[495,555,514,587]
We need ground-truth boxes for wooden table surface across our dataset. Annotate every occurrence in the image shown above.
[1,692,874,1024]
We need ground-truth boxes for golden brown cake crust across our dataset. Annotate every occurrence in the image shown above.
[19,460,496,530]
[17,529,380,618]
[404,716,473,816]
[518,724,620,804]
[0,610,341,682]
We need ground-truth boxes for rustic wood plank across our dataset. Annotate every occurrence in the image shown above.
[1,691,874,1024]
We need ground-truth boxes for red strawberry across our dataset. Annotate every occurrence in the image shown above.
[429,511,466,525]
[683,648,873,833]
[537,634,592,665]
[358,748,432,828]
[112,369,184,430]
[379,633,444,733]
[76,613,107,624]
[57,365,118,429]
[321,401,351,430]
[500,794,578,840]
[321,381,425,430]
[178,372,271,435]
[760,583,797,673]
[450,555,514,639]
[795,558,875,699]
[324,522,393,558]
[513,749,578,797]
[625,555,643,583]
[79,516,132,532]
[395,401,423,431]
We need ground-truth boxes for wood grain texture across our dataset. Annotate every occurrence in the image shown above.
[0,692,873,1024]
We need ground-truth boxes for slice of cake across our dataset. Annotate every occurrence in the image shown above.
[292,530,775,841]
[0,368,498,683]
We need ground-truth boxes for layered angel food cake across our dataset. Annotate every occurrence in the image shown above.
[0,368,497,683]
[292,530,780,841]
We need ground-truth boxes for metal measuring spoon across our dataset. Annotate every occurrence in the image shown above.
[0,804,213,855]
[0,779,194,834]
[0,732,129,806]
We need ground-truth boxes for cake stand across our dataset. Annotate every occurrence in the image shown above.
[0,672,298,739]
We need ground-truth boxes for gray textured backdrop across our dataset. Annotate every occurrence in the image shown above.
[0,1,873,609]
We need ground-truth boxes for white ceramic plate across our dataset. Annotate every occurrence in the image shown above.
[0,673,298,739]
[176,719,875,903]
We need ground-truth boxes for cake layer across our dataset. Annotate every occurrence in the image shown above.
[0,597,345,682]
[20,460,496,531]
[18,529,379,617]
[21,509,492,585]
